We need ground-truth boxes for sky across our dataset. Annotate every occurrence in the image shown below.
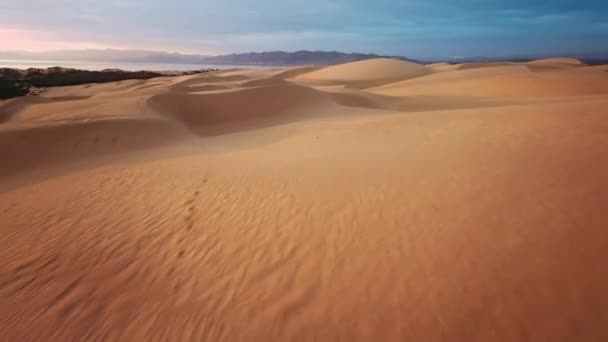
[1,0,608,59]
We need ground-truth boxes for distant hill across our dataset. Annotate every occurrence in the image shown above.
[200,51,420,66]
[0,49,418,66]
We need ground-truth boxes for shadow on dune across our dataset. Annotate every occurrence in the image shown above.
[323,89,545,112]
[271,66,322,79]
[240,78,292,88]
[0,117,197,192]
[147,83,335,137]
[0,95,91,124]
[185,84,233,92]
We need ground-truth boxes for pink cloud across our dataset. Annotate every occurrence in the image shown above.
[0,27,215,54]
[0,28,113,51]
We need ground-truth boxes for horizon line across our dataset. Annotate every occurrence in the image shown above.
[1,47,608,61]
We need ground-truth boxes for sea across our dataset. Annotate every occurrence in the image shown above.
[0,60,263,71]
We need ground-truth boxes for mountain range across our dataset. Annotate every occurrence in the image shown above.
[200,51,420,66]
[0,49,418,66]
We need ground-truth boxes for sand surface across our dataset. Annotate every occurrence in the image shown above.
[1,59,608,341]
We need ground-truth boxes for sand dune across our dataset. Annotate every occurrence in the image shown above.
[1,95,89,123]
[0,117,189,178]
[240,78,292,88]
[272,66,323,79]
[427,62,459,72]
[380,64,531,84]
[296,58,432,87]
[456,61,518,70]
[1,58,608,341]
[147,83,335,136]
[192,74,251,83]
[527,57,585,66]
[525,58,587,71]
[371,64,608,97]
[184,84,233,92]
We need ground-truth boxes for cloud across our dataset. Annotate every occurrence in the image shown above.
[0,0,607,57]
[0,28,111,51]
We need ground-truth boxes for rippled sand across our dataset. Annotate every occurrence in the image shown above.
[1,58,608,341]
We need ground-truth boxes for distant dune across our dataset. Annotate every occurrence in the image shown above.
[1,57,608,341]
[527,57,586,66]
[370,61,608,97]
[296,58,432,87]
[427,62,460,72]
[456,61,519,70]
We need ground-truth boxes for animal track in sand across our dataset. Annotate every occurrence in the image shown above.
[72,135,121,149]
[184,177,208,232]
